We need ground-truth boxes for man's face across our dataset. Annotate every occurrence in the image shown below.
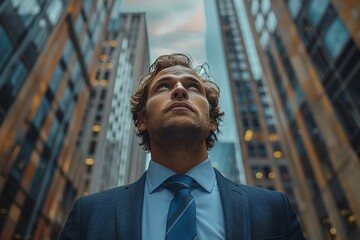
[137,65,216,144]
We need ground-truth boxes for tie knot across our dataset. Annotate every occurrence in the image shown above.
[162,174,195,194]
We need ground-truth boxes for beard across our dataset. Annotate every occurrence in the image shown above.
[146,112,211,150]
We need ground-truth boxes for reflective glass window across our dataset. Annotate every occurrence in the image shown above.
[307,0,329,26]
[1,3,26,42]
[11,0,40,27]
[85,47,93,68]
[267,11,277,33]
[74,13,85,35]
[11,139,33,181]
[33,97,50,129]
[255,13,265,32]
[28,155,47,201]
[0,60,28,116]
[49,64,64,93]
[241,71,250,81]
[287,0,303,18]
[60,87,72,111]
[251,0,259,16]
[260,30,269,49]
[7,61,27,97]
[83,0,93,16]
[64,97,76,122]
[33,18,49,49]
[323,17,349,60]
[333,91,360,135]
[71,62,81,80]
[46,0,64,25]
[260,0,271,15]
[63,40,74,63]
[47,118,60,146]
[0,26,13,70]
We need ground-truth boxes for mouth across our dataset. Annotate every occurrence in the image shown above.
[167,102,194,112]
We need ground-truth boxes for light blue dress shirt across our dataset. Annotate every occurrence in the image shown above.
[142,159,225,239]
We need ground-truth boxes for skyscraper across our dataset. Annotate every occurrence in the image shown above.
[78,12,149,194]
[208,0,299,213]
[0,0,115,239]
[244,0,360,239]
[205,0,246,185]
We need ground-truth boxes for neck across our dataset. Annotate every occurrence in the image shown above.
[150,140,208,174]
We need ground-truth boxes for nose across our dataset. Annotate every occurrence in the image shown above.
[171,82,188,99]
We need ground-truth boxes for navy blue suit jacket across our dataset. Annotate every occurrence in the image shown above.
[60,169,305,239]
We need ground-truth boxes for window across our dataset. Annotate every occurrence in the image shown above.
[46,0,64,25]
[100,89,107,100]
[74,13,85,35]
[47,118,60,146]
[250,0,259,16]
[59,87,73,111]
[279,166,290,181]
[11,0,40,27]
[32,18,49,50]
[11,139,33,181]
[287,0,303,19]
[49,64,64,93]
[260,0,271,15]
[33,98,50,129]
[63,40,74,63]
[307,0,329,26]
[0,26,13,71]
[267,11,277,33]
[88,141,97,155]
[333,92,360,135]
[323,17,350,60]
[247,142,256,157]
[260,30,269,49]
[255,14,265,32]
[0,61,28,113]
[73,76,84,95]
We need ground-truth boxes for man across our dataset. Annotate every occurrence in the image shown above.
[60,54,305,239]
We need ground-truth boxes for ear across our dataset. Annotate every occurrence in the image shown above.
[137,112,147,132]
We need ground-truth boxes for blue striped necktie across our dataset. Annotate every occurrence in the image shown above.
[162,174,197,240]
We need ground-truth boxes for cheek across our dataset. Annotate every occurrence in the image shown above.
[197,99,211,116]
[145,96,166,114]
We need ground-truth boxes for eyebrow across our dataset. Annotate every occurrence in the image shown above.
[153,76,203,85]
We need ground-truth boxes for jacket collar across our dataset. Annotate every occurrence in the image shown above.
[115,169,250,240]
[215,169,250,240]
[116,173,146,240]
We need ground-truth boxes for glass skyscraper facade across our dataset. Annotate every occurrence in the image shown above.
[0,0,115,239]
[244,0,360,239]
[77,12,149,194]
[210,0,298,213]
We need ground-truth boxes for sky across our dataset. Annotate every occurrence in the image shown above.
[120,0,206,65]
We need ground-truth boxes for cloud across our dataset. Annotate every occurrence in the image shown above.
[121,0,206,64]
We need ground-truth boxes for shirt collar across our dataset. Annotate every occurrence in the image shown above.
[146,158,216,194]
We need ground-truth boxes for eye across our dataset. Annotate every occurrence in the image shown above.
[188,83,200,91]
[157,83,170,90]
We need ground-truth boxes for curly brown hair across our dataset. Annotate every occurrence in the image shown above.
[130,53,224,151]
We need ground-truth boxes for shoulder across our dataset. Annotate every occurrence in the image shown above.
[77,173,146,208]
[215,168,287,206]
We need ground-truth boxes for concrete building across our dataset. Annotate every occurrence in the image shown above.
[78,12,149,194]
[0,0,115,239]
[209,0,299,214]
[244,0,360,239]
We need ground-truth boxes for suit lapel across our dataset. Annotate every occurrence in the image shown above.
[215,169,250,240]
[116,173,146,240]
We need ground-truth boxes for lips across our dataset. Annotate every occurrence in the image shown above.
[167,102,194,112]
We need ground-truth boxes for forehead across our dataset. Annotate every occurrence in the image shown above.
[152,65,202,83]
